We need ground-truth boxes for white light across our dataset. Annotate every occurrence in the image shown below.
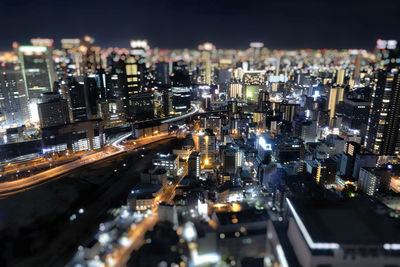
[119,236,131,247]
[276,245,289,267]
[384,243,400,250]
[259,137,272,151]
[183,222,197,242]
[193,253,220,266]
[29,102,39,123]
[286,198,340,250]
[19,46,47,53]
[98,233,110,244]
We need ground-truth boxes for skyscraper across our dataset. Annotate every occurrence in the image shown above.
[366,69,400,156]
[0,61,29,127]
[38,92,70,128]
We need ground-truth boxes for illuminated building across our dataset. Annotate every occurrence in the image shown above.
[294,120,317,143]
[17,45,55,122]
[67,77,88,122]
[339,141,361,178]
[0,61,29,127]
[358,167,386,196]
[41,119,104,154]
[327,86,344,124]
[117,54,153,121]
[201,114,222,138]
[199,129,216,166]
[275,100,299,122]
[366,69,400,156]
[243,71,266,101]
[188,151,201,178]
[97,99,126,128]
[352,153,377,179]
[130,39,149,58]
[336,68,345,85]
[38,92,70,128]
[198,42,215,85]
[172,87,191,113]
[339,98,370,132]
[229,81,243,99]
[152,153,178,176]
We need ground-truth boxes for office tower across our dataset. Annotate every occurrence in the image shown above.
[295,120,317,143]
[243,71,266,102]
[306,158,337,184]
[67,77,88,122]
[354,52,361,79]
[84,75,102,119]
[339,141,361,178]
[358,168,381,196]
[198,42,214,85]
[188,151,201,178]
[229,81,243,99]
[97,99,126,128]
[17,45,55,122]
[258,90,269,111]
[38,92,70,128]
[327,86,344,123]
[228,99,238,114]
[171,61,191,87]
[152,153,178,176]
[199,129,216,166]
[129,92,154,121]
[172,87,191,113]
[0,61,29,127]
[352,153,378,179]
[340,97,370,132]
[155,62,171,86]
[276,100,299,122]
[366,69,400,156]
[223,147,242,175]
[336,68,345,85]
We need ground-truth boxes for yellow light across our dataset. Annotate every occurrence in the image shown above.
[205,158,209,165]
[231,203,242,212]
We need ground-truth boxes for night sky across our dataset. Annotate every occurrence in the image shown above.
[2,0,400,51]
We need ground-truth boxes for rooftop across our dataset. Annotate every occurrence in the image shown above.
[287,197,400,247]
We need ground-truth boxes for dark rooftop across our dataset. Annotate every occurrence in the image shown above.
[288,197,400,245]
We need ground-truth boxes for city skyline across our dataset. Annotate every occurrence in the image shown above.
[2,2,400,266]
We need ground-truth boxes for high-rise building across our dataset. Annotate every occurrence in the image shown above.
[243,71,266,102]
[199,129,216,166]
[67,77,88,123]
[327,86,344,123]
[129,92,154,121]
[18,45,55,122]
[229,81,243,99]
[172,87,191,113]
[188,151,201,178]
[38,92,70,128]
[365,69,400,156]
[0,61,29,127]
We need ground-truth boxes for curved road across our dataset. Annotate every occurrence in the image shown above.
[0,133,171,197]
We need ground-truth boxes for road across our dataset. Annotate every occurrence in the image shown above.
[106,166,188,267]
[0,133,171,197]
[161,103,199,124]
